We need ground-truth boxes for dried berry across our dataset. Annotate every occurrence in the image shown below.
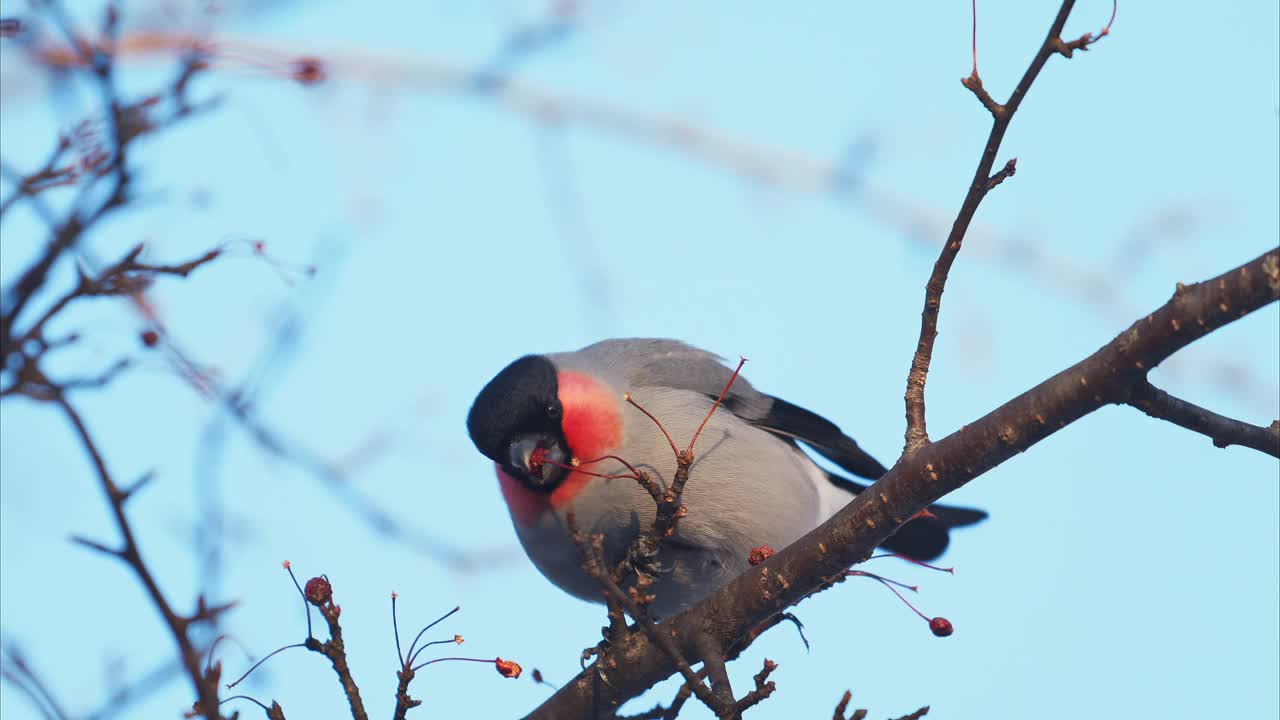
[929,616,953,637]
[495,657,522,679]
[304,576,332,606]
[748,545,775,566]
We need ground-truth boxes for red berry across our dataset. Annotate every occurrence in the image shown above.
[929,616,953,637]
[292,57,326,85]
[528,446,548,475]
[748,545,775,566]
[495,657,522,679]
[304,576,332,606]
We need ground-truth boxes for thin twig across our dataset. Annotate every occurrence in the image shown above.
[904,0,1102,454]
[732,659,778,715]
[0,645,71,720]
[53,394,224,719]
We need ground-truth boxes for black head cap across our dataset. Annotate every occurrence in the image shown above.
[467,354,563,463]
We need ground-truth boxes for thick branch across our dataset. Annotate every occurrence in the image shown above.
[1127,381,1280,457]
[525,249,1279,719]
[904,0,1087,453]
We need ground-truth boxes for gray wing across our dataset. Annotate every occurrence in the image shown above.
[573,338,885,479]
[571,337,770,411]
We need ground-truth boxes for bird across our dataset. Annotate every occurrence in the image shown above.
[466,338,986,619]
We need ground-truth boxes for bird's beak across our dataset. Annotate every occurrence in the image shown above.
[508,435,540,474]
[506,433,567,489]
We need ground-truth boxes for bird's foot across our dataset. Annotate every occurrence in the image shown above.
[624,535,663,581]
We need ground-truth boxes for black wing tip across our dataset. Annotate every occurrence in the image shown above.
[880,504,988,561]
[929,505,988,528]
[881,518,952,561]
[751,395,889,480]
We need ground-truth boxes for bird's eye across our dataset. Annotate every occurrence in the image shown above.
[547,401,562,420]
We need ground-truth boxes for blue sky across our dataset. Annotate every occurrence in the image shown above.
[1,2,1277,719]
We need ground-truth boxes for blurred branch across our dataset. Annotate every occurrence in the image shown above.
[0,40,212,361]
[11,25,1268,412]
[0,5,228,718]
[51,391,229,720]
[84,659,184,720]
[0,643,70,720]
[1,242,223,400]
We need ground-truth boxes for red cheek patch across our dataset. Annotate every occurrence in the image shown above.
[556,371,623,461]
[551,371,623,509]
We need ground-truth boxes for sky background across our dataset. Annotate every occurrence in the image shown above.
[1,1,1277,719]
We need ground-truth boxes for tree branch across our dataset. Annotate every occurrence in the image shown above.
[1127,380,1279,457]
[53,394,225,719]
[905,0,1094,453]
[305,602,368,720]
[525,248,1279,719]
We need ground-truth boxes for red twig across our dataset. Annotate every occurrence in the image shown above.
[625,392,680,458]
[686,356,747,457]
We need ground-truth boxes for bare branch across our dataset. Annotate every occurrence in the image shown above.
[731,659,778,715]
[53,395,223,719]
[905,0,1103,454]
[1127,381,1280,457]
[305,594,368,720]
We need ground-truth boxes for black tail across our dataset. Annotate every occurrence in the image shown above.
[825,472,987,561]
